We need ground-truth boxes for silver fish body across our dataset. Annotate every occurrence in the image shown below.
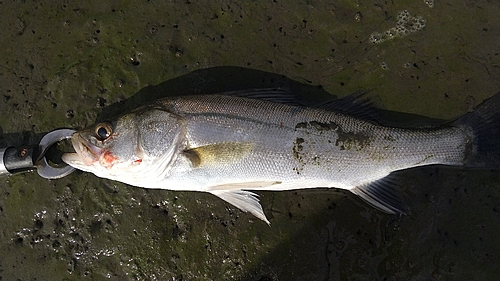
[62,92,500,223]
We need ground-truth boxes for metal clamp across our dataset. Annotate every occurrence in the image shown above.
[36,129,76,179]
[0,129,76,179]
[0,147,9,176]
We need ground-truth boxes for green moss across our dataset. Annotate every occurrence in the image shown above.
[2,1,500,280]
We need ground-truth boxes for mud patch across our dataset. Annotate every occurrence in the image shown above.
[292,137,305,174]
[295,121,371,151]
[335,129,371,151]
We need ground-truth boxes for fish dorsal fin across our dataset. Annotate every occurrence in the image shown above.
[209,189,270,225]
[219,88,300,105]
[219,88,381,123]
[183,142,254,168]
[315,91,380,122]
[350,175,406,215]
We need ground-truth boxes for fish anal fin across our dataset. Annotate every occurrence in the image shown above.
[183,142,254,168]
[209,190,270,225]
[350,175,406,215]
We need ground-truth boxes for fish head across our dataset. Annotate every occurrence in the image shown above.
[62,106,186,184]
[63,118,139,175]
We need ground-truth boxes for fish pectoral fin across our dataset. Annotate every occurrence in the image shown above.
[183,142,255,168]
[209,189,270,225]
[350,175,406,215]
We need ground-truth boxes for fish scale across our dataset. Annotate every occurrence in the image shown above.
[162,96,467,187]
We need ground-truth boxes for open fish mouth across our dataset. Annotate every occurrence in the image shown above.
[62,133,102,167]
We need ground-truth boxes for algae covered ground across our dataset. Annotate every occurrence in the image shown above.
[1,1,500,280]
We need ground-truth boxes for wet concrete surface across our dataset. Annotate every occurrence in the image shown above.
[1,1,500,280]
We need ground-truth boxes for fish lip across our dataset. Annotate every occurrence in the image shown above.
[71,133,103,166]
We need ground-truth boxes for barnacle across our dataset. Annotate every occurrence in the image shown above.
[369,10,427,44]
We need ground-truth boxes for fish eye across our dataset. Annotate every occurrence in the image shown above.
[95,123,113,141]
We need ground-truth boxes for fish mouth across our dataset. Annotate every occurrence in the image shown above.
[62,133,103,167]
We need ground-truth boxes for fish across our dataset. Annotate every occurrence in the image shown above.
[62,90,500,224]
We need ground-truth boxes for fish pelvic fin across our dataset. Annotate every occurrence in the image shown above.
[454,92,500,169]
[208,189,270,225]
[351,175,406,215]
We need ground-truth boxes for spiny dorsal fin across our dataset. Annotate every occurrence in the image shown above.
[219,88,300,105]
[209,189,270,225]
[183,142,254,168]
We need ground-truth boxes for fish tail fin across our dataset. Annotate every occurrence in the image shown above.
[454,92,500,169]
